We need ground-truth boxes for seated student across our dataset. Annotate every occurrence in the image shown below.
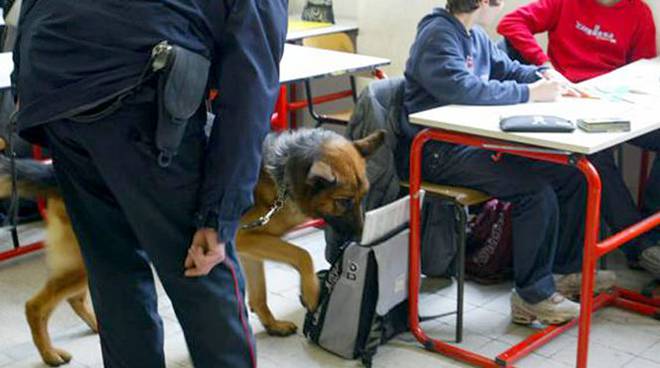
[497,0,660,278]
[396,0,616,325]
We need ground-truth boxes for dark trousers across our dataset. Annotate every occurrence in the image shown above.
[43,97,255,368]
[402,142,588,303]
[590,130,660,261]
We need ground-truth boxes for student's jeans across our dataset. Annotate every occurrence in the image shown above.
[590,129,660,262]
[398,141,588,303]
[41,93,255,368]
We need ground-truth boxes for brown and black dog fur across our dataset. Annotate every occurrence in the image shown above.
[0,128,385,366]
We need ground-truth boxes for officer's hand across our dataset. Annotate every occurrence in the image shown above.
[184,228,226,277]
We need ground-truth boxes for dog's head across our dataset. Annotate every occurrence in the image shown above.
[278,129,386,239]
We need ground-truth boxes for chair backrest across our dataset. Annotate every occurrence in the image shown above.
[303,33,355,53]
[368,77,405,113]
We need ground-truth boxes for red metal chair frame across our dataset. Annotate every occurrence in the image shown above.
[270,69,386,131]
[408,128,660,368]
[0,146,48,262]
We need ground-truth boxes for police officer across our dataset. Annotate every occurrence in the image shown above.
[12,0,287,367]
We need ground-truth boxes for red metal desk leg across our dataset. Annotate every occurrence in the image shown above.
[574,158,602,368]
[408,130,500,368]
[408,129,660,368]
[1,145,47,262]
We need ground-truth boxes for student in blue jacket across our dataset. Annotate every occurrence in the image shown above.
[397,0,616,325]
[13,0,287,367]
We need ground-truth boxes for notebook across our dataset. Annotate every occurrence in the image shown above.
[360,191,425,245]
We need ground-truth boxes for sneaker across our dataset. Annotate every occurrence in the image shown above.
[553,270,616,298]
[639,246,660,279]
[511,291,580,325]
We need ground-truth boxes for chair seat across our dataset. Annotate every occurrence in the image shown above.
[321,109,353,124]
[401,181,491,207]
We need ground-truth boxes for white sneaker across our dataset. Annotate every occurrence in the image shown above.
[639,246,660,279]
[511,291,580,325]
[554,270,616,298]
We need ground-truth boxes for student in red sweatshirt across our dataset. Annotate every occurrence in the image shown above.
[498,0,660,279]
[497,0,656,83]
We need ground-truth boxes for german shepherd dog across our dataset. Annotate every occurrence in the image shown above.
[0,128,385,366]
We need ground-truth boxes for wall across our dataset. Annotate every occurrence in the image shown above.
[353,0,660,76]
[289,0,358,18]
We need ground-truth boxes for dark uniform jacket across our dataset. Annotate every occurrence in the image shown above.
[13,0,288,241]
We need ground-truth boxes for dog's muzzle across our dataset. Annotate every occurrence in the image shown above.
[323,200,366,242]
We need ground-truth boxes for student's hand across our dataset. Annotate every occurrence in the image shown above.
[184,228,226,277]
[528,79,562,102]
[540,69,580,97]
[541,68,570,85]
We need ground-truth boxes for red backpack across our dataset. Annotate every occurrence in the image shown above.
[465,199,513,284]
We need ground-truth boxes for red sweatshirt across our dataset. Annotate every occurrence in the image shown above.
[497,0,657,82]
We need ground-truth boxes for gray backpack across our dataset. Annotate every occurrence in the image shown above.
[304,194,423,367]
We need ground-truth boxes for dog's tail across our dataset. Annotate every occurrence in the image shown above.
[0,156,59,199]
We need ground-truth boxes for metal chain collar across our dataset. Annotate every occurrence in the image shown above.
[241,187,288,230]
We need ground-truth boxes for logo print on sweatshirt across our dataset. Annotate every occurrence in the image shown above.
[466,55,474,70]
[575,21,617,44]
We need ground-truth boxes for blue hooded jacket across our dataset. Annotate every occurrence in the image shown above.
[13,0,288,242]
[400,7,542,140]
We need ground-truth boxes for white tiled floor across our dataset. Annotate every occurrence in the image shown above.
[1,224,659,368]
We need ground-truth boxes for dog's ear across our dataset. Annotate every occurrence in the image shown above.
[353,129,386,158]
[306,160,337,193]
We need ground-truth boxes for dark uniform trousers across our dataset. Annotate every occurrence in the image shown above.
[406,141,589,304]
[590,130,660,261]
[43,93,255,368]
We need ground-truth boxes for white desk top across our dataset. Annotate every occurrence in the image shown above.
[279,44,390,84]
[287,16,358,42]
[409,58,660,155]
[0,52,12,90]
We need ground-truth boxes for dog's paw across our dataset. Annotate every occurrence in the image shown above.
[84,315,99,334]
[41,347,72,367]
[301,276,320,312]
[265,320,298,337]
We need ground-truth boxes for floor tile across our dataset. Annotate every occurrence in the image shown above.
[583,312,660,355]
[460,308,520,340]
[624,357,660,368]
[516,352,571,368]
[0,359,88,368]
[641,341,660,364]
[0,352,12,367]
[377,341,471,368]
[533,333,579,358]
[1,226,657,368]
[598,307,660,338]
[418,292,478,319]
[416,318,493,352]
[481,292,511,316]
[163,332,191,367]
[551,341,635,368]
[494,324,535,345]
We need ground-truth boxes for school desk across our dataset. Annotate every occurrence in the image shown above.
[272,44,390,130]
[407,57,660,368]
